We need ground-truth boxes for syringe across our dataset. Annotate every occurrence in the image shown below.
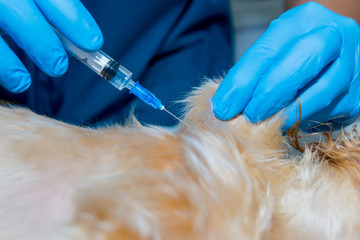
[53,28,188,126]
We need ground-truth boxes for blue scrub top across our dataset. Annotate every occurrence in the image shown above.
[1,0,232,126]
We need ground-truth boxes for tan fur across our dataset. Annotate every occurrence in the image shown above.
[1,78,360,239]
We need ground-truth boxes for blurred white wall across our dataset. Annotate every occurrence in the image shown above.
[231,0,283,62]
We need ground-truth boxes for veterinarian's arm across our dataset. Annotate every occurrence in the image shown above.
[285,0,360,23]
[0,0,103,93]
[213,1,360,130]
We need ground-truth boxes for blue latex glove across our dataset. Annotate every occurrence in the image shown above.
[0,0,103,93]
[213,2,360,130]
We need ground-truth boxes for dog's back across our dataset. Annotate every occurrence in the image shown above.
[1,80,360,239]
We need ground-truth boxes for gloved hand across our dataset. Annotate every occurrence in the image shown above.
[0,0,103,93]
[213,2,360,130]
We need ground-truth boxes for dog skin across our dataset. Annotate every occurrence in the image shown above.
[0,79,360,239]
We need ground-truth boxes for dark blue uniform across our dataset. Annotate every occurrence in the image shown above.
[1,0,232,126]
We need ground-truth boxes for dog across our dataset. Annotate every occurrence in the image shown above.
[1,78,360,240]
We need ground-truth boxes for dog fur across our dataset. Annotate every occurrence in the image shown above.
[1,79,360,240]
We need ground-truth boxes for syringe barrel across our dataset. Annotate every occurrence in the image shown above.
[104,63,134,90]
[53,27,109,75]
[54,27,133,90]
[53,27,164,110]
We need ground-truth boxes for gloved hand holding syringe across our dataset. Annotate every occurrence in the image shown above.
[53,28,188,126]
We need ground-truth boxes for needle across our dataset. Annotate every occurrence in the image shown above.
[162,107,189,127]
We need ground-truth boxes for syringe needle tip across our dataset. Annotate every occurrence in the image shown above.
[162,107,189,127]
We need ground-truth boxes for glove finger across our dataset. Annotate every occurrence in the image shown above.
[282,57,352,130]
[243,26,342,123]
[34,0,103,51]
[212,17,298,120]
[0,37,31,93]
[0,0,68,76]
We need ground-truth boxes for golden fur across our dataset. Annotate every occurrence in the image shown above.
[1,79,360,239]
